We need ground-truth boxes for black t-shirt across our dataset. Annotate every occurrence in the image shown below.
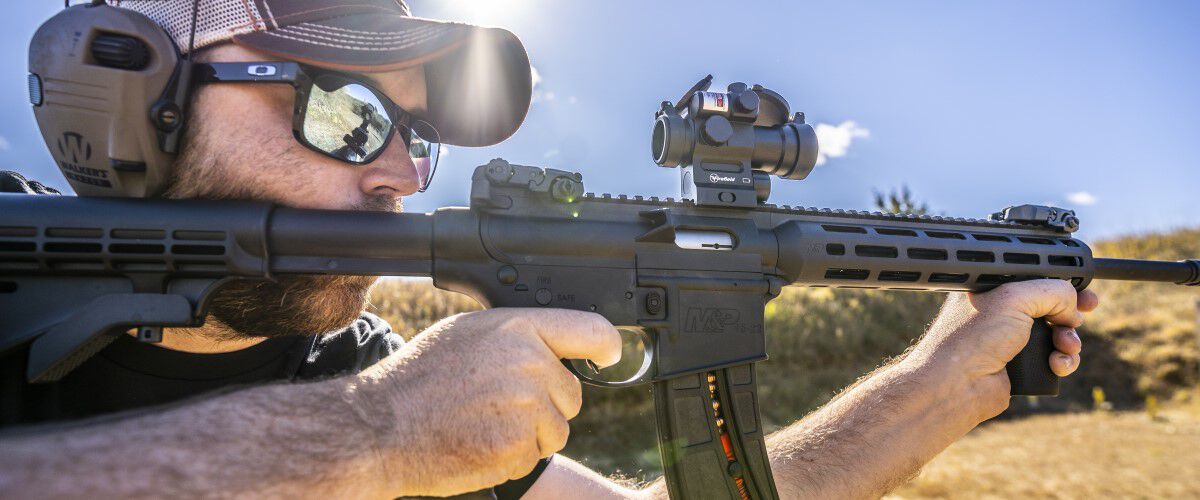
[0,171,546,499]
[0,313,401,427]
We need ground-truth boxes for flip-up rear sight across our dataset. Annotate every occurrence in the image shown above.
[652,75,819,207]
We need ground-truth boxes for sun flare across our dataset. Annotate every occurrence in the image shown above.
[441,0,531,27]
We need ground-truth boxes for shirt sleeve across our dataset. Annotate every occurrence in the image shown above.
[296,312,404,378]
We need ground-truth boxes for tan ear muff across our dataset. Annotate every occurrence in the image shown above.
[29,3,189,198]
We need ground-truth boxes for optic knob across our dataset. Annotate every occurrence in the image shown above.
[703,115,733,144]
[735,91,759,113]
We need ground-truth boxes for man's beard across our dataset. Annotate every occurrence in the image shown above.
[206,274,379,339]
[166,112,398,339]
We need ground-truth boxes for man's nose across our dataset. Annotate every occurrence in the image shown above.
[358,137,420,198]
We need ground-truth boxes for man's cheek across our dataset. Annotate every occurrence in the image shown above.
[229,139,325,207]
[274,153,372,210]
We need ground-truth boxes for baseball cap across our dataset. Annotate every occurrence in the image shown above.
[111,0,533,147]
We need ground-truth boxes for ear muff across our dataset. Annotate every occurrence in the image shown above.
[28,3,190,198]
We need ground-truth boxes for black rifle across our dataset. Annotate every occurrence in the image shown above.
[2,78,1197,499]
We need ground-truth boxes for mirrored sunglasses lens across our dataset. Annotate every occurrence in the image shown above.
[408,121,441,191]
[303,80,393,163]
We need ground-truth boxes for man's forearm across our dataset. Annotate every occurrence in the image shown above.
[538,360,984,500]
[763,358,986,499]
[0,376,389,499]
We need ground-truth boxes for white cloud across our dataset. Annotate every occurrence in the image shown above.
[1066,191,1097,206]
[0,136,10,151]
[437,144,450,158]
[528,67,563,104]
[543,149,559,158]
[813,121,870,166]
[530,66,549,103]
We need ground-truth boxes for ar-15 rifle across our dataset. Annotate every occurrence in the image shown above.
[2,77,1197,500]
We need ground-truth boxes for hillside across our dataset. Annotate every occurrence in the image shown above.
[1085,228,1200,398]
[889,406,1200,499]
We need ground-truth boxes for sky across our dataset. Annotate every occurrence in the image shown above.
[5,1,1200,240]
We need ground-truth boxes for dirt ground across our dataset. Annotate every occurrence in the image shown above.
[888,407,1200,499]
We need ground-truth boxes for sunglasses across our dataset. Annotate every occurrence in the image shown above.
[195,62,442,192]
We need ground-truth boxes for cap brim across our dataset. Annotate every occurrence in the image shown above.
[232,14,532,147]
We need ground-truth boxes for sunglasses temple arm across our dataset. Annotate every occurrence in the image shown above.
[194,62,302,84]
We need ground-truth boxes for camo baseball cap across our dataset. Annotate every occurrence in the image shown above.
[111,0,533,147]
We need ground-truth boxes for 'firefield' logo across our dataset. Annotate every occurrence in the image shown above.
[708,173,737,183]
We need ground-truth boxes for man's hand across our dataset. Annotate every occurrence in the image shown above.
[910,279,1099,421]
[353,308,623,498]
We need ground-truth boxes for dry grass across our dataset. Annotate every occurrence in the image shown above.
[368,278,481,340]
[889,406,1200,499]
[1086,228,1200,397]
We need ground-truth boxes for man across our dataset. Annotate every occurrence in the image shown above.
[0,0,1095,498]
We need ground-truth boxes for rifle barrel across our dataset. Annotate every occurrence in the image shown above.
[1093,258,1200,285]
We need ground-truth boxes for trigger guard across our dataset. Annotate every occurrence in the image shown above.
[563,328,656,388]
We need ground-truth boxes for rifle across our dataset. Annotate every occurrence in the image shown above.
[2,77,1197,500]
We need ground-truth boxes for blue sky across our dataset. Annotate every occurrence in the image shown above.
[6,1,1200,240]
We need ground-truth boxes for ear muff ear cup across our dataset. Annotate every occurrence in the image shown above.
[29,4,185,197]
[91,34,151,70]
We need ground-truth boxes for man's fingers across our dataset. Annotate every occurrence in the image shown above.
[1049,351,1081,377]
[506,421,545,481]
[1078,289,1100,312]
[991,279,1084,328]
[545,361,584,419]
[535,407,571,458]
[1052,326,1082,356]
[518,309,622,368]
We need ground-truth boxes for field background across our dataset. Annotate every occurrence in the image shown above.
[368,227,1200,496]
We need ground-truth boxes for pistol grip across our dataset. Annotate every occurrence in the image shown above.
[1006,318,1060,396]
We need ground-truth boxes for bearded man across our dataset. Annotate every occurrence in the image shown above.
[0,1,1094,498]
